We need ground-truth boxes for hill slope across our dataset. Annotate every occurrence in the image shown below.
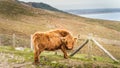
[0,0,34,17]
[0,0,120,41]
[23,2,63,12]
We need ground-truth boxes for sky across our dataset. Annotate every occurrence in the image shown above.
[19,0,120,10]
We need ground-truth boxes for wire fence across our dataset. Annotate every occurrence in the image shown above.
[0,34,31,48]
[0,33,120,62]
[74,38,120,62]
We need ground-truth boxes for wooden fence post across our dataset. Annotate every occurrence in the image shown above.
[0,35,1,46]
[87,40,92,59]
[70,39,89,57]
[30,35,33,51]
[13,34,15,47]
[87,33,93,59]
[91,38,119,62]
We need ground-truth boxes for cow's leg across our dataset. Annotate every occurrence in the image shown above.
[34,50,40,63]
[34,50,44,64]
[34,44,45,64]
[61,45,68,59]
[33,44,42,64]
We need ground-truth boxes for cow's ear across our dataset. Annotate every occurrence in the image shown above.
[74,38,77,42]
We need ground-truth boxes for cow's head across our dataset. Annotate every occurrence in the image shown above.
[62,35,77,50]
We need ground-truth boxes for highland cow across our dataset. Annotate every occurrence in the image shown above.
[32,29,76,64]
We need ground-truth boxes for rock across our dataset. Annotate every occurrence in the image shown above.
[51,61,57,64]
[15,47,24,51]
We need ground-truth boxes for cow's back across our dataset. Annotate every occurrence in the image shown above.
[49,29,70,37]
[33,31,63,50]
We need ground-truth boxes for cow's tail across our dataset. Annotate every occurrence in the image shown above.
[32,33,39,51]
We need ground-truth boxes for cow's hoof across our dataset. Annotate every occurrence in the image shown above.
[33,62,40,65]
[64,57,68,59]
[64,56,68,59]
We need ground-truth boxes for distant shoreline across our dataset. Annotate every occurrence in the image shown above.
[77,12,120,22]
[67,11,120,15]
[65,8,120,15]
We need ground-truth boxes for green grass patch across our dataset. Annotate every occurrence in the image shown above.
[0,46,120,68]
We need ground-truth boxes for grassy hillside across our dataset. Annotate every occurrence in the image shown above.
[0,0,120,41]
[0,0,120,67]
[0,0,34,17]
[81,18,120,32]
[0,46,120,68]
